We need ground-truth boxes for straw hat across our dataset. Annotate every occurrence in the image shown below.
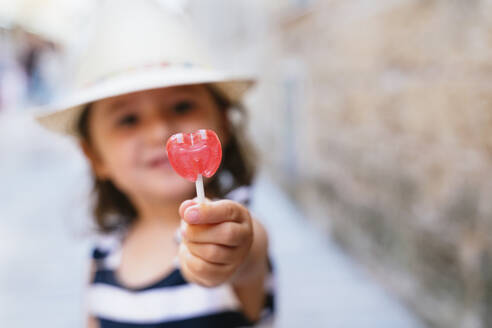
[36,0,255,137]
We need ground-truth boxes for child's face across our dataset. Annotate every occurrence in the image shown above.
[83,85,228,205]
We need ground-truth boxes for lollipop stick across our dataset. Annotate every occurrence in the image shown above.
[195,174,205,203]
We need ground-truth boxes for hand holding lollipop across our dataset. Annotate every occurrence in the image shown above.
[166,129,255,287]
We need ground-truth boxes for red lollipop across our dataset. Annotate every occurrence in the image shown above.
[166,129,222,202]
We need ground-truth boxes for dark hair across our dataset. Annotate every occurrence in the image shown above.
[78,85,255,233]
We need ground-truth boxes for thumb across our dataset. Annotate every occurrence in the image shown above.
[178,197,211,218]
[179,199,198,219]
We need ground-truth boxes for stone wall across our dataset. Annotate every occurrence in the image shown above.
[248,1,492,327]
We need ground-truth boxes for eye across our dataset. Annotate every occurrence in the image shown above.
[117,113,139,127]
[172,100,195,115]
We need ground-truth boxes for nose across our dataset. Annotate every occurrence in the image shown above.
[143,118,173,147]
[139,97,176,146]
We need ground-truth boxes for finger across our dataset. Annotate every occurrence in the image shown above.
[179,199,197,219]
[179,243,208,286]
[179,243,234,287]
[179,197,211,219]
[186,242,238,265]
[183,221,248,247]
[183,200,249,225]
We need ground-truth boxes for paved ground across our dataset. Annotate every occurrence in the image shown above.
[251,175,424,328]
[0,112,424,327]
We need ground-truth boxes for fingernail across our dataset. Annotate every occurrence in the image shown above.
[186,207,200,223]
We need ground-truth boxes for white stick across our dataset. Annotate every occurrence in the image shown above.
[195,174,205,203]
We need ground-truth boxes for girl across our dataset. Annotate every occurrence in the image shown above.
[36,1,274,327]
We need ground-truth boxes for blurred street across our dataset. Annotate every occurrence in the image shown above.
[0,112,423,327]
[3,0,492,327]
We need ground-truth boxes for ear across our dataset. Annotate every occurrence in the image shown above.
[80,140,109,180]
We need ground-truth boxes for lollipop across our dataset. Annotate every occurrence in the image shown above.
[166,129,222,203]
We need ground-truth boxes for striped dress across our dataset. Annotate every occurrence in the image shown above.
[87,186,275,327]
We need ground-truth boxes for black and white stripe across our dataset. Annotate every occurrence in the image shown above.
[89,281,242,324]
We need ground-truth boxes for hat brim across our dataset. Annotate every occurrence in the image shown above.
[36,66,255,137]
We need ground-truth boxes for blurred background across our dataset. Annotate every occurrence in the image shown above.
[1,0,492,327]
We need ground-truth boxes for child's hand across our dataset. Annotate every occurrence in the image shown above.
[178,199,254,287]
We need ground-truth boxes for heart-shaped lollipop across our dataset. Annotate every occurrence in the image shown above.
[166,129,222,202]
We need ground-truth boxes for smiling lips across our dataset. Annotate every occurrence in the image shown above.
[148,154,170,169]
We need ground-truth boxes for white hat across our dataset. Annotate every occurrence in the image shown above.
[36,0,255,137]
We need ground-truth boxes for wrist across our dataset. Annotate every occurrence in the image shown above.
[231,218,269,287]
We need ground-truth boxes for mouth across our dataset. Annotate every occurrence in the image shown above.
[147,154,171,169]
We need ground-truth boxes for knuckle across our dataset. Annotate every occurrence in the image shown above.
[184,225,200,242]
[207,245,223,261]
[226,204,236,220]
[222,224,239,245]
[192,258,208,276]
[182,226,192,241]
[192,262,224,287]
[221,200,236,220]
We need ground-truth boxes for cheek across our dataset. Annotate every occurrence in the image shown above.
[104,146,144,197]
[100,136,140,177]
